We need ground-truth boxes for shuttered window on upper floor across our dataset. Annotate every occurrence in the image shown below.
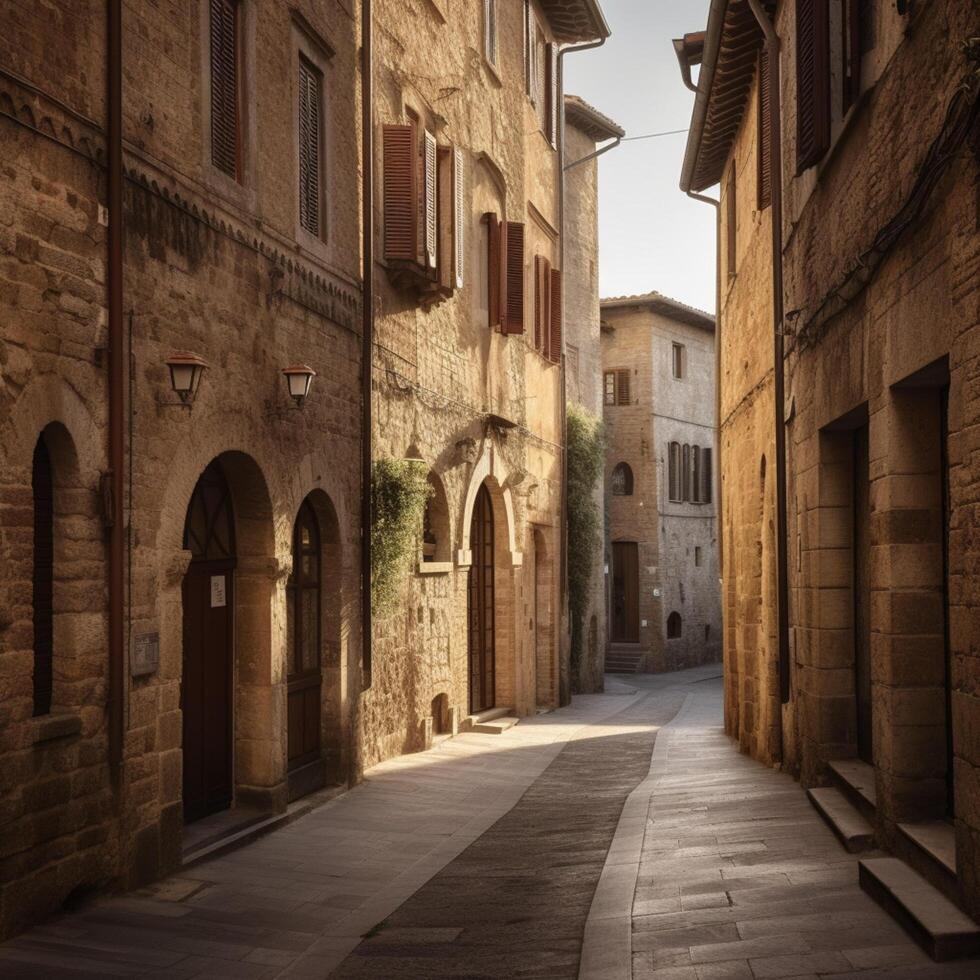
[532,257,562,361]
[298,56,323,238]
[604,369,630,407]
[503,222,526,334]
[796,0,830,173]
[383,124,418,261]
[210,0,241,181]
[757,48,772,210]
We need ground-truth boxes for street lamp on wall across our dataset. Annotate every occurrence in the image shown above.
[282,364,316,407]
[165,351,208,405]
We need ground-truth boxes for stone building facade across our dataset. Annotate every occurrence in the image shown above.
[0,0,610,938]
[600,294,721,674]
[563,94,623,692]
[678,0,980,940]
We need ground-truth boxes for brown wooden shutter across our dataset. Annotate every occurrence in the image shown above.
[842,0,862,112]
[549,267,561,363]
[383,124,418,261]
[757,49,772,211]
[486,212,502,327]
[703,448,713,504]
[503,221,525,334]
[616,368,630,406]
[423,130,438,269]
[534,255,550,350]
[32,436,53,717]
[453,148,465,288]
[298,57,322,236]
[796,0,830,173]
[210,0,240,180]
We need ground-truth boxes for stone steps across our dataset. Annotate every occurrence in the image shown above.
[897,819,958,903]
[464,706,519,735]
[859,857,980,961]
[827,758,877,822]
[605,648,643,674]
[807,785,875,852]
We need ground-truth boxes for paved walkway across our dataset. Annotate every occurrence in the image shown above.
[2,667,978,979]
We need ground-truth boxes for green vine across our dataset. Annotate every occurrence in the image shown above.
[371,457,432,616]
[566,403,604,680]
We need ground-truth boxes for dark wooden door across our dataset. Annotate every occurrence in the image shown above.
[468,485,495,714]
[941,387,954,816]
[611,541,639,643]
[853,424,873,764]
[181,461,236,823]
[288,500,322,776]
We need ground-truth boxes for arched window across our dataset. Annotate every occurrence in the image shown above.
[667,611,682,639]
[611,462,634,496]
[668,442,681,502]
[422,471,450,564]
[32,435,54,716]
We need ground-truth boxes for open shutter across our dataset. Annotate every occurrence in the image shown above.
[298,57,321,236]
[210,0,240,180]
[549,267,562,363]
[616,369,630,406]
[703,448,713,504]
[503,221,525,335]
[453,148,465,289]
[486,213,502,327]
[546,43,559,146]
[757,49,772,210]
[423,130,438,269]
[383,124,418,260]
[796,0,830,173]
[533,256,550,351]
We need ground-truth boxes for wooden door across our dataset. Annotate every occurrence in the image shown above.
[941,387,954,816]
[467,485,495,713]
[287,501,322,778]
[853,425,873,764]
[181,461,236,823]
[611,542,639,643]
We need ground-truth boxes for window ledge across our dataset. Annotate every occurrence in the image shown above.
[32,712,83,745]
[417,561,453,576]
[483,58,503,88]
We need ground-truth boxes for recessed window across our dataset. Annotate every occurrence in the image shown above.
[667,611,682,639]
[672,343,685,379]
[209,0,242,181]
[297,56,323,238]
[611,462,634,496]
[604,369,630,406]
[695,546,702,567]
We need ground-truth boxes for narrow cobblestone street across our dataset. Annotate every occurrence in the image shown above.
[1,667,978,979]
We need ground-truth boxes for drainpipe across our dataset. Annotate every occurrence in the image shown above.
[558,32,609,694]
[107,0,125,776]
[360,0,373,691]
[746,0,791,718]
[685,189,721,575]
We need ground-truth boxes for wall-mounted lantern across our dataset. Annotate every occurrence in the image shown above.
[165,351,208,404]
[282,364,316,407]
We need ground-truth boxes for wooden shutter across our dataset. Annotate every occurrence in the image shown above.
[298,57,321,237]
[796,0,830,173]
[423,130,438,269]
[453,148,465,289]
[32,437,53,717]
[616,368,630,406]
[757,49,772,210]
[703,448,713,504]
[383,124,418,260]
[546,43,559,146]
[486,212,502,327]
[210,0,240,180]
[549,267,561,362]
[692,447,702,504]
[682,444,691,502]
[534,255,550,351]
[668,442,680,501]
[842,0,862,112]
[503,221,525,334]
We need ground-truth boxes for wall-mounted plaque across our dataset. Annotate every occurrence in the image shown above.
[132,632,160,677]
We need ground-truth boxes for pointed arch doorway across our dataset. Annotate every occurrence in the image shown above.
[467,484,496,714]
[181,460,236,823]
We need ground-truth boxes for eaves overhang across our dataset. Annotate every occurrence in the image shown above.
[540,0,610,43]
[564,94,625,142]
[679,0,774,193]
[601,291,715,332]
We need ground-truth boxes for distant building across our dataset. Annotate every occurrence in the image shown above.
[563,94,623,691]
[600,293,721,674]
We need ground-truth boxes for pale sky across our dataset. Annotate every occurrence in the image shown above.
[564,0,715,313]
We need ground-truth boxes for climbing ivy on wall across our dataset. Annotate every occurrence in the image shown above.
[566,403,604,678]
[371,457,432,616]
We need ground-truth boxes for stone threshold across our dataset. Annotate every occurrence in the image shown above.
[898,819,957,878]
[827,757,877,821]
[807,784,875,852]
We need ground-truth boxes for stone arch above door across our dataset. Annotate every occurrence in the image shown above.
[458,442,522,568]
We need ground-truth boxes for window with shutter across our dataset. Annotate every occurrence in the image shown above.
[534,27,547,129]
[549,267,561,363]
[503,222,525,334]
[796,0,830,173]
[616,369,630,406]
[702,448,713,504]
[603,371,616,406]
[298,56,322,237]
[757,49,772,210]
[210,0,241,180]
[383,124,418,261]
[486,212,503,328]
[726,162,736,279]
[534,255,551,352]
[692,446,702,504]
[453,148,465,289]
[546,43,559,147]
[484,0,498,67]
[423,130,438,270]
[682,444,691,502]
[668,442,681,502]
[523,1,533,95]
[841,0,862,113]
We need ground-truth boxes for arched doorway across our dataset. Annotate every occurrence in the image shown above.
[287,499,322,793]
[468,484,495,713]
[181,459,236,823]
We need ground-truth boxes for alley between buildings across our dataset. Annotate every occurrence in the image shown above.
[0,667,976,979]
